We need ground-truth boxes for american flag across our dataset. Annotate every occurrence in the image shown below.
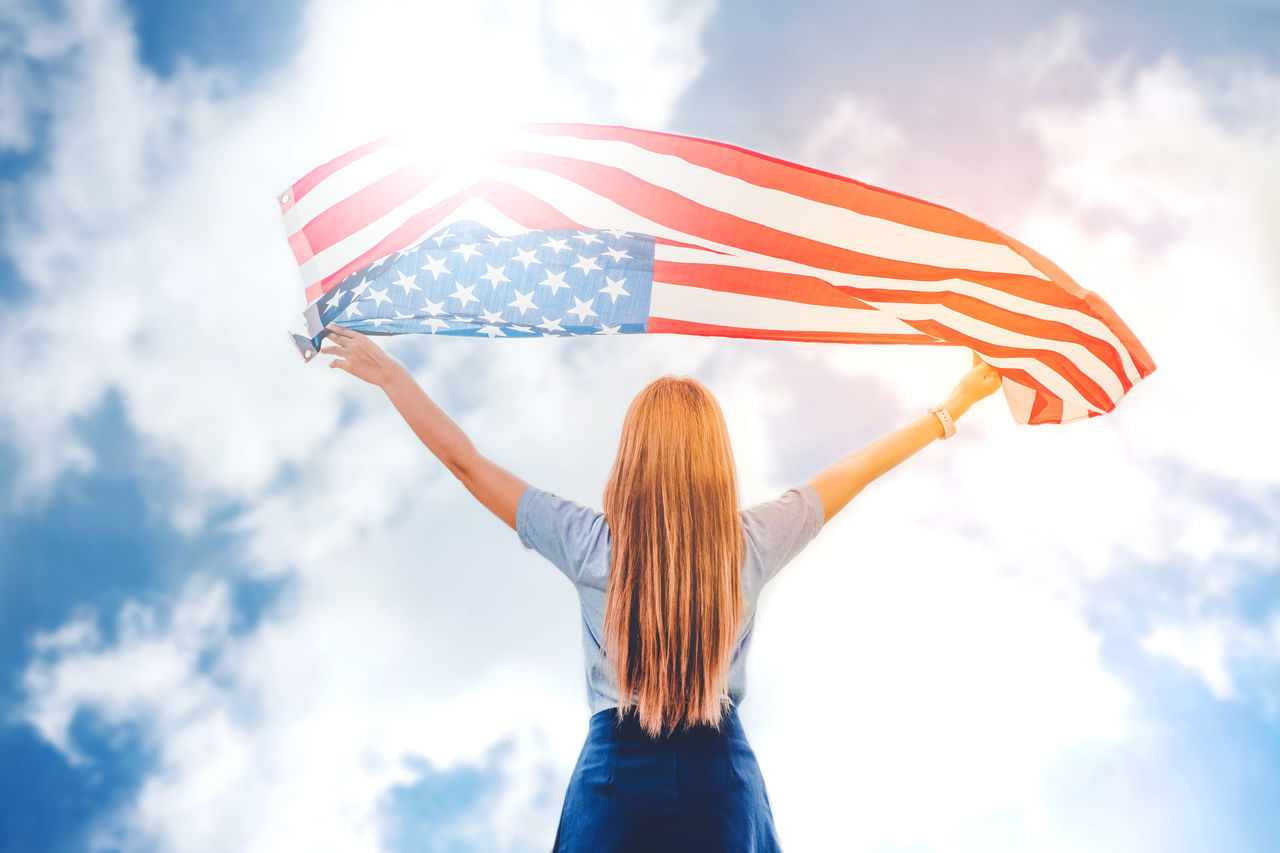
[278,123,1156,425]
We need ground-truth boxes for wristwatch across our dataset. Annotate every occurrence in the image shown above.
[929,406,956,439]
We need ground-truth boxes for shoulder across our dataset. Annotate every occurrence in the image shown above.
[739,484,825,591]
[516,486,610,586]
[740,484,824,539]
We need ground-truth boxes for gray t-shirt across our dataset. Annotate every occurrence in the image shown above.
[516,483,826,716]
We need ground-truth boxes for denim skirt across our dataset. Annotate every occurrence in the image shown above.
[551,703,781,852]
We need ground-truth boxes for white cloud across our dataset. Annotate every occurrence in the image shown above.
[545,0,716,127]
[743,475,1132,851]
[799,93,905,185]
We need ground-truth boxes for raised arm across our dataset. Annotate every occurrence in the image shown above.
[321,323,528,530]
[807,352,1001,525]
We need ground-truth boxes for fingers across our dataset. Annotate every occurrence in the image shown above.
[326,322,358,340]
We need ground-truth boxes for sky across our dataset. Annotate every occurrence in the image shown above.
[0,0,1278,850]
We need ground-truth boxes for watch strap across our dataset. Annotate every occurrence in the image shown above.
[930,406,956,439]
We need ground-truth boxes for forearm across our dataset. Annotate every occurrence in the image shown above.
[379,363,478,477]
[855,403,968,484]
[809,400,970,523]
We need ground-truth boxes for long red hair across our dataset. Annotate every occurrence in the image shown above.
[601,375,746,738]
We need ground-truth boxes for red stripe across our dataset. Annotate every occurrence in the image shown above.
[287,229,312,267]
[990,224,1157,379]
[653,261,881,311]
[654,236,729,254]
[830,287,1135,393]
[498,150,955,279]
[646,316,945,346]
[306,178,584,302]
[293,163,442,261]
[291,136,395,203]
[907,319,1113,413]
[996,366,1067,424]
[524,123,1000,244]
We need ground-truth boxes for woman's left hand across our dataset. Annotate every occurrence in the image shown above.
[320,323,402,388]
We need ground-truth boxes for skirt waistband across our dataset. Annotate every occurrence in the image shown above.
[589,702,743,742]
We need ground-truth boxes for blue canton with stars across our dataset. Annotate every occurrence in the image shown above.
[307,222,655,346]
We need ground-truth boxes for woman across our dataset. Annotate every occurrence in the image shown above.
[320,321,1002,851]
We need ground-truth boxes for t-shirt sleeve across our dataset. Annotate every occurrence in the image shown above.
[516,485,608,587]
[740,483,826,591]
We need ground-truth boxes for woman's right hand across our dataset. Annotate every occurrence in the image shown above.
[945,351,1002,415]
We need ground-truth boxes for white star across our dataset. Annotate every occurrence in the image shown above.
[370,317,391,326]
[479,263,510,288]
[571,255,602,276]
[393,311,415,320]
[452,243,481,261]
[477,324,507,338]
[567,296,598,322]
[392,271,420,294]
[480,307,504,324]
[485,234,512,245]
[351,277,373,297]
[603,247,631,262]
[342,301,364,318]
[542,236,570,253]
[595,323,622,335]
[603,228,630,239]
[510,324,533,334]
[448,282,478,307]
[598,276,629,302]
[508,289,538,314]
[364,287,392,307]
[537,315,565,333]
[420,255,450,279]
[322,289,346,312]
[430,228,454,246]
[574,231,601,246]
[420,317,450,333]
[511,247,541,269]
[422,297,446,316]
[539,271,570,295]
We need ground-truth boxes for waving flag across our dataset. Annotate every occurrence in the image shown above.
[277,123,1155,425]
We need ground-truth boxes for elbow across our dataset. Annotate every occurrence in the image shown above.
[447,455,473,484]
[446,447,483,485]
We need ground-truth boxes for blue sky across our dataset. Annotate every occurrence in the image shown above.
[1,0,1278,851]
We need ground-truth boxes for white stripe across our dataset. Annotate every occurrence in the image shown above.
[300,169,496,287]
[1001,375,1037,424]
[655,243,1142,385]
[493,167,725,250]
[288,145,418,230]
[303,197,529,295]
[981,355,1100,420]
[649,281,926,336]
[512,130,1046,279]
[280,192,305,238]
[882,278,1143,386]
[425,197,527,238]
[858,298,1123,404]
